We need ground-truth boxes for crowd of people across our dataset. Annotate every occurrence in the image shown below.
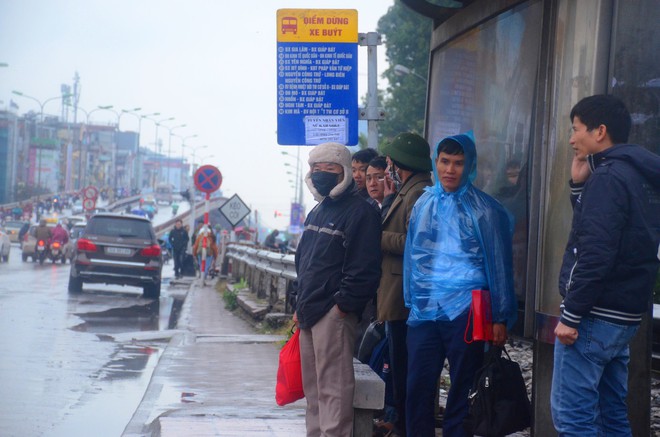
[289,94,660,437]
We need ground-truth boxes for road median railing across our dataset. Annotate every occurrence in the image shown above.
[226,243,296,313]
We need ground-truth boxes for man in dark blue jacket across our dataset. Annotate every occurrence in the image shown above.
[293,142,382,436]
[552,94,660,435]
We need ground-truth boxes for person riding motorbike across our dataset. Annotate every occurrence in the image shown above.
[49,222,69,261]
[51,223,69,245]
[35,219,52,242]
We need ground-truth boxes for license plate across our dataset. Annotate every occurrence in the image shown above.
[37,246,45,251]
[106,247,132,256]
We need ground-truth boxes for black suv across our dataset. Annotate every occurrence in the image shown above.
[68,213,163,297]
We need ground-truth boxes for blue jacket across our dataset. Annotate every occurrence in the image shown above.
[294,182,382,329]
[558,144,660,327]
[403,133,518,328]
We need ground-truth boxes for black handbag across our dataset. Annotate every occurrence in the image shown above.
[356,320,385,364]
[464,345,531,436]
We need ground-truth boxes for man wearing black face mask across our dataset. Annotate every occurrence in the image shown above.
[292,142,382,436]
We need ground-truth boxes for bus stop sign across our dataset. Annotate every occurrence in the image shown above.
[194,165,223,193]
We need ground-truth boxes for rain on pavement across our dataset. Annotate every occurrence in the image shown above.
[0,205,186,437]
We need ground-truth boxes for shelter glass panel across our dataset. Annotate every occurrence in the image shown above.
[538,1,612,314]
[427,1,543,312]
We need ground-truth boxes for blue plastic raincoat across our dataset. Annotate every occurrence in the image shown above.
[403,132,517,329]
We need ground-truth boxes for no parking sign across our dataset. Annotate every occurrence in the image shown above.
[194,165,223,194]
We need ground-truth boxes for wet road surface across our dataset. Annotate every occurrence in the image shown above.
[0,206,186,437]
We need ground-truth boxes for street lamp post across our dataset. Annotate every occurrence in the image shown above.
[132,112,161,191]
[166,124,187,188]
[281,148,304,206]
[12,90,71,191]
[393,64,428,83]
[74,105,123,190]
[151,116,175,186]
[281,148,305,233]
[93,105,124,195]
[176,134,198,191]
[120,107,145,193]
[188,144,208,234]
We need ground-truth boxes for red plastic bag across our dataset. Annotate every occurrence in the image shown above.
[465,289,494,343]
[275,328,304,406]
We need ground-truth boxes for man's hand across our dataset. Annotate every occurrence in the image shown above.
[555,321,578,345]
[571,155,591,184]
[292,311,298,327]
[383,174,397,197]
[492,323,507,347]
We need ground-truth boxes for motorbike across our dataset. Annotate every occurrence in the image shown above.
[49,240,67,264]
[158,238,172,264]
[36,239,48,265]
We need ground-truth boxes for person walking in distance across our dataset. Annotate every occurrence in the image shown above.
[193,224,218,286]
[169,219,189,279]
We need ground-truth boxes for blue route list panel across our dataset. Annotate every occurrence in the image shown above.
[277,42,358,146]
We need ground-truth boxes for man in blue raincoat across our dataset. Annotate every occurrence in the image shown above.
[403,132,518,437]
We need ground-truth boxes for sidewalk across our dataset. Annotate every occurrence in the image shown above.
[123,277,307,437]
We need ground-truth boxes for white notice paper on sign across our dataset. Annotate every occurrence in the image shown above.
[304,116,348,144]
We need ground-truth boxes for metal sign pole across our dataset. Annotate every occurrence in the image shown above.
[358,32,384,149]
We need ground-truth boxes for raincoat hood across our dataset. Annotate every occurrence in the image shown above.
[433,131,477,194]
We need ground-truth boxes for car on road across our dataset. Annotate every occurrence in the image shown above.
[0,227,11,262]
[64,215,87,229]
[69,221,87,243]
[68,213,163,298]
[71,200,84,215]
[141,197,159,213]
[154,183,174,205]
[22,223,74,262]
[2,220,27,243]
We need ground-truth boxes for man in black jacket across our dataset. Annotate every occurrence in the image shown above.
[168,219,189,279]
[551,95,660,435]
[293,142,382,436]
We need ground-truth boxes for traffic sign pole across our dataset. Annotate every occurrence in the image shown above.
[192,164,222,278]
[204,192,210,225]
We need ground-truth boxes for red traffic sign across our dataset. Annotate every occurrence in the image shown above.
[194,165,223,193]
[83,185,98,200]
[83,198,96,211]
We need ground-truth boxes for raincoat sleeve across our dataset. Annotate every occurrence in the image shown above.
[472,194,518,329]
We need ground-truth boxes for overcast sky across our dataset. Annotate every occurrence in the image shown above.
[0,0,393,231]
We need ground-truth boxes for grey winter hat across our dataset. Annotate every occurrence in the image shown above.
[304,142,353,201]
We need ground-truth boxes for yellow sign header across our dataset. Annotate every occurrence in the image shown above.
[277,9,358,43]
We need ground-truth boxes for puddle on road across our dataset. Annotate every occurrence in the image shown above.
[71,295,184,333]
[68,294,184,382]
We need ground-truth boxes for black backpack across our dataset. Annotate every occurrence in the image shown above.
[464,345,531,436]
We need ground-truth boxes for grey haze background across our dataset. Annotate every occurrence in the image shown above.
[0,0,392,230]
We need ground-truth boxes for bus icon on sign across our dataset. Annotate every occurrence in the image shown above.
[281,17,297,34]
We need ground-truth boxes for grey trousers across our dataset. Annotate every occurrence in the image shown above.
[299,306,358,437]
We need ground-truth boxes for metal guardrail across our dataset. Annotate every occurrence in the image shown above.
[225,243,296,313]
